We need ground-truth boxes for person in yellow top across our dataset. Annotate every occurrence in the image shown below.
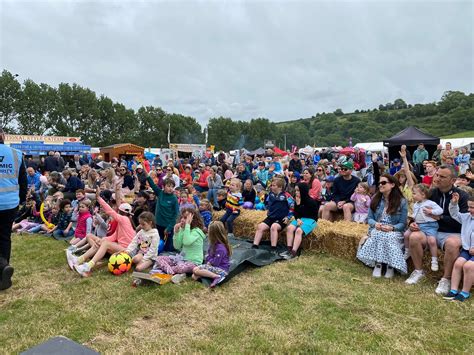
[394,146,417,217]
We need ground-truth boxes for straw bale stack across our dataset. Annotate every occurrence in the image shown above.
[213,210,444,274]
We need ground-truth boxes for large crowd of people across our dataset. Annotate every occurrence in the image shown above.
[3,140,474,300]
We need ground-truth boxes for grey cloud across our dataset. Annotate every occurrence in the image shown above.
[0,0,472,126]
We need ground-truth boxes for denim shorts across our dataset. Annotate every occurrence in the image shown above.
[290,218,317,236]
[459,249,474,262]
[418,221,438,238]
[436,232,461,250]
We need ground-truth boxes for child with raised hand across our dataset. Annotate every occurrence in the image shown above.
[220,178,243,238]
[350,182,371,223]
[153,208,206,284]
[444,193,474,302]
[145,171,179,252]
[252,177,291,254]
[124,212,159,271]
[192,221,232,287]
[404,184,443,271]
[70,187,135,276]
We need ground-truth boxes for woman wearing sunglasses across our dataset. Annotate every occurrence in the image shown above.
[357,174,408,278]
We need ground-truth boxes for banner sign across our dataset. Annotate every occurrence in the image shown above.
[4,135,81,144]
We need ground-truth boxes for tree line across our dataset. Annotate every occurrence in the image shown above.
[1,69,473,151]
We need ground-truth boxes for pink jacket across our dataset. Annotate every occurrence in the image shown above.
[98,196,135,248]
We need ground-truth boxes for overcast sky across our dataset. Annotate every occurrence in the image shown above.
[0,0,472,125]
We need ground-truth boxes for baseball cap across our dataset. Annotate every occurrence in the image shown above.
[199,163,205,168]
[118,203,133,215]
[325,175,335,182]
[340,161,354,170]
[393,159,400,163]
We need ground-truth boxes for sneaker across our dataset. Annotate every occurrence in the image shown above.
[372,264,382,278]
[74,263,91,277]
[403,248,411,260]
[405,270,425,285]
[282,251,297,260]
[443,290,458,300]
[210,275,225,288]
[0,265,14,291]
[171,273,186,284]
[431,260,439,272]
[67,245,78,253]
[384,266,395,279]
[279,250,291,258]
[453,293,470,302]
[435,278,451,296]
[66,250,78,270]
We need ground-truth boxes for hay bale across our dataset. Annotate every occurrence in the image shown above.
[213,210,445,275]
[213,210,367,257]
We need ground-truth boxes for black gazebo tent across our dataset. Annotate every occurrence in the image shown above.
[383,126,440,162]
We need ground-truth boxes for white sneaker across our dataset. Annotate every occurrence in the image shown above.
[67,245,78,253]
[384,266,395,279]
[405,269,425,285]
[435,278,450,296]
[372,264,382,278]
[66,250,78,270]
[171,273,186,284]
[74,263,91,277]
[431,260,439,272]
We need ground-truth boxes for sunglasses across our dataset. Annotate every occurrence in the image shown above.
[379,181,389,186]
[340,167,349,171]
[166,169,172,172]
[317,169,323,172]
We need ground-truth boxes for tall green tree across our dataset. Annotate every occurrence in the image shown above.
[0,70,21,131]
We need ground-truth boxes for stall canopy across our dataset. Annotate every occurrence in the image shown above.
[273,147,288,156]
[298,145,315,156]
[383,126,440,161]
[248,147,266,156]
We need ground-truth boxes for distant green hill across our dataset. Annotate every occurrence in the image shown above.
[441,130,474,139]
[275,91,474,146]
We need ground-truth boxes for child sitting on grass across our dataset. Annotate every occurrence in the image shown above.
[51,199,74,240]
[124,211,159,271]
[68,199,93,247]
[192,221,231,287]
[444,193,474,302]
[68,188,135,276]
[153,208,206,284]
[252,177,291,254]
[220,178,243,238]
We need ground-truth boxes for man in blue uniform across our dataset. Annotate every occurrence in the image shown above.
[0,128,27,291]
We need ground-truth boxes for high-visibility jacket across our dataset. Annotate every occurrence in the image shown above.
[0,144,23,210]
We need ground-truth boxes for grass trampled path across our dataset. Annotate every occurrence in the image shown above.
[0,235,472,353]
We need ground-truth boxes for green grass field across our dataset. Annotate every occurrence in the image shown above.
[441,130,474,139]
[1,235,473,353]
